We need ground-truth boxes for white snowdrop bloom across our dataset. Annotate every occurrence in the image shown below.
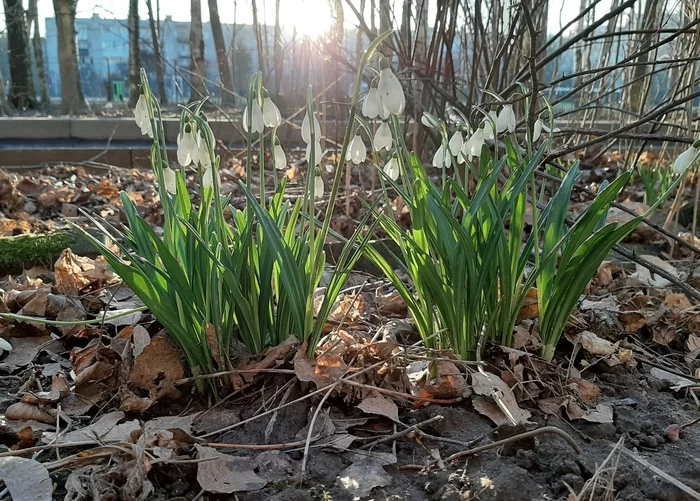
[162,167,177,195]
[262,97,281,128]
[448,131,464,155]
[373,121,393,151]
[349,135,367,164]
[273,143,287,170]
[496,104,516,133]
[463,128,485,159]
[202,166,216,190]
[242,101,265,134]
[306,140,323,166]
[482,111,497,140]
[301,112,322,144]
[432,144,452,169]
[673,146,699,174]
[421,114,436,128]
[197,133,211,169]
[377,67,405,115]
[177,129,197,167]
[362,87,381,119]
[134,94,153,138]
[314,175,325,198]
[541,122,561,134]
[533,119,543,141]
[383,157,400,181]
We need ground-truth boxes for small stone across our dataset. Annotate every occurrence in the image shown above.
[582,422,617,440]
[629,438,640,448]
[556,459,581,476]
[61,203,79,217]
[653,433,666,445]
[642,435,657,448]
[435,484,461,501]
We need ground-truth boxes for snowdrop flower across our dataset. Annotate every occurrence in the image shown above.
[374,122,393,151]
[134,94,153,138]
[377,67,405,115]
[362,87,381,119]
[162,167,177,195]
[541,122,560,134]
[496,104,516,133]
[383,157,400,181]
[202,167,216,190]
[462,128,485,160]
[482,111,497,140]
[273,143,287,170]
[432,144,452,169]
[448,131,464,155]
[301,112,322,144]
[314,175,325,198]
[262,97,281,128]
[349,135,367,164]
[306,140,323,166]
[533,119,543,142]
[197,133,211,169]
[673,146,699,174]
[177,129,197,167]
[242,101,265,134]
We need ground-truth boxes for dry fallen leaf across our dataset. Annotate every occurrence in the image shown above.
[294,348,348,389]
[357,394,400,422]
[196,445,267,494]
[629,255,681,288]
[415,361,471,400]
[54,249,115,295]
[5,402,55,425]
[578,331,618,356]
[664,293,693,318]
[128,333,184,404]
[471,371,531,426]
[581,404,613,423]
[337,458,392,499]
[569,378,601,402]
[0,456,52,501]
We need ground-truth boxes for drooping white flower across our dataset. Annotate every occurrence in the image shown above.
[273,143,287,170]
[421,114,437,129]
[301,112,322,144]
[242,101,265,134]
[541,122,561,134]
[673,146,699,174]
[314,175,324,198]
[432,144,452,169]
[482,110,498,140]
[448,131,464,155]
[134,94,153,138]
[463,128,485,159]
[362,87,381,119]
[197,133,211,169]
[262,97,282,128]
[162,167,177,194]
[496,104,516,133]
[377,67,405,115]
[349,135,367,164]
[383,157,400,181]
[373,121,393,151]
[202,167,216,190]
[177,129,197,167]
[533,119,543,142]
[305,140,323,166]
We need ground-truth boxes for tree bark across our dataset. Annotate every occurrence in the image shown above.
[127,0,140,107]
[52,0,87,114]
[190,0,208,100]
[4,0,36,108]
[208,0,235,104]
[146,0,167,103]
[28,0,49,105]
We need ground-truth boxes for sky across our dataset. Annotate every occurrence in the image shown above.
[9,0,613,38]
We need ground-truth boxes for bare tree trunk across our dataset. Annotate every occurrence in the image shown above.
[274,0,282,95]
[251,0,265,76]
[4,0,36,108]
[28,0,49,105]
[628,0,660,113]
[0,62,13,115]
[208,0,235,104]
[127,0,140,107]
[190,0,208,99]
[379,0,391,55]
[53,0,87,114]
[146,0,167,103]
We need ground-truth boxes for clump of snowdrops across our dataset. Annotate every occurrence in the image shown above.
[75,34,393,394]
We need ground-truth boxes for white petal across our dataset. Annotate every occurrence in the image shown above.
[673,147,698,174]
[262,97,282,127]
[497,105,515,133]
[433,144,452,168]
[349,135,367,164]
[482,111,497,140]
[373,122,393,151]
[314,176,324,198]
[305,140,323,166]
[533,119,543,141]
[198,134,211,169]
[383,158,400,181]
[448,131,464,154]
[163,167,177,194]
[177,133,192,167]
[202,167,215,189]
[242,106,249,133]
[273,144,287,170]
[362,88,380,119]
[251,102,265,134]
[378,68,405,115]
[465,129,485,158]
[301,112,322,143]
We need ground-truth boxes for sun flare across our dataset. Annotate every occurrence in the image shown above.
[280,0,335,39]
